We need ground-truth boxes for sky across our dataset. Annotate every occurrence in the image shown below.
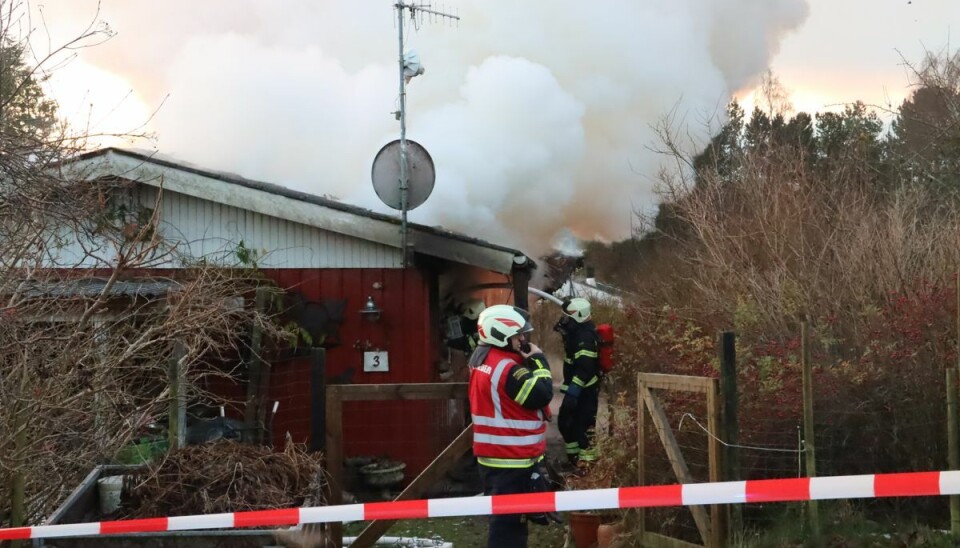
[22,0,960,255]
[754,0,960,115]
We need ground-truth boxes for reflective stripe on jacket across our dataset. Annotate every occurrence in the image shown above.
[470,346,547,464]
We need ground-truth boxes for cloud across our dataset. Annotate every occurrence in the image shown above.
[38,0,810,255]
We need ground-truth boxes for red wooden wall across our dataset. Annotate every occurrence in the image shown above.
[258,267,447,475]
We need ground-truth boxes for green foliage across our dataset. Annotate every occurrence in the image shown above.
[0,40,59,145]
[234,240,259,268]
[693,100,746,182]
[115,438,168,465]
[888,59,960,194]
[734,295,763,332]
[91,193,157,241]
[282,320,323,348]
[815,101,884,164]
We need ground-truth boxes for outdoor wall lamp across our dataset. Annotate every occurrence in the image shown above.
[359,296,382,323]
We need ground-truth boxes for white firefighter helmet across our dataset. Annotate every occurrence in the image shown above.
[562,297,591,323]
[462,298,486,321]
[477,305,533,347]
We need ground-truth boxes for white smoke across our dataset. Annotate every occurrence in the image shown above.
[36,0,809,255]
[552,228,584,258]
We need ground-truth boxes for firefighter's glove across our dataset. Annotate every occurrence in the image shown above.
[526,469,562,526]
[553,315,571,335]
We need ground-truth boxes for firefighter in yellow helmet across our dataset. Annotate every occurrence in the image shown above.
[555,297,601,465]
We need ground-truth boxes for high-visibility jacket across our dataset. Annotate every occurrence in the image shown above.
[469,346,552,468]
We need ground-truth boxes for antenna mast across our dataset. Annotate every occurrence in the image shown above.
[394,2,459,266]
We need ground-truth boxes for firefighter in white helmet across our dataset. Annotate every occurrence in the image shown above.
[469,304,555,547]
[463,298,486,321]
[461,298,486,352]
[555,297,601,465]
[446,298,486,353]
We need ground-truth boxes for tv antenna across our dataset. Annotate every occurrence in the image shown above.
[372,2,460,267]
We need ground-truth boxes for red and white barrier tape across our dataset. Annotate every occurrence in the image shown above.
[3,470,959,541]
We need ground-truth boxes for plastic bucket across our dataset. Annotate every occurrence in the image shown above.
[97,475,123,515]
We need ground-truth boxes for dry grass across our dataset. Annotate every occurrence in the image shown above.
[642,131,960,348]
[123,440,326,518]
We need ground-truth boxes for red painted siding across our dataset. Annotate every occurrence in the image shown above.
[259,268,447,476]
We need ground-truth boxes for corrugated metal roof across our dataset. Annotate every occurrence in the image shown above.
[63,148,534,274]
[18,279,180,298]
[554,278,624,305]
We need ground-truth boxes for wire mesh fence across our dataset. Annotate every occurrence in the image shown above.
[615,319,958,545]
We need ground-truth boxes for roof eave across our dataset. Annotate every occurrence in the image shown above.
[59,149,531,274]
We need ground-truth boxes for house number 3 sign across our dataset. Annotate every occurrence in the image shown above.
[363,351,389,373]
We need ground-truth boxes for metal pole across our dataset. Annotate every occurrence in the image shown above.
[801,321,820,538]
[952,270,960,533]
[947,368,960,533]
[397,2,409,267]
[720,332,741,542]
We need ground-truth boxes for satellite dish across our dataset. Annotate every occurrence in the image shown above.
[371,139,435,211]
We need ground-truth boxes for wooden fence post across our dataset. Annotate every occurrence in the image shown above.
[707,379,725,548]
[948,367,960,534]
[167,341,187,449]
[325,388,344,548]
[637,374,646,538]
[720,331,741,542]
[801,321,820,538]
[243,287,270,443]
[310,348,327,453]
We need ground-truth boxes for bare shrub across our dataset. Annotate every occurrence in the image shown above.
[595,50,960,533]
[0,1,288,528]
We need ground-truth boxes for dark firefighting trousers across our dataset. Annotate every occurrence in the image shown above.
[478,463,550,548]
[558,386,600,461]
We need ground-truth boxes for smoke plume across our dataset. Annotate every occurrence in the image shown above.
[37,0,809,255]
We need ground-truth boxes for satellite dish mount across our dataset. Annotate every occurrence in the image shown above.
[378,2,460,267]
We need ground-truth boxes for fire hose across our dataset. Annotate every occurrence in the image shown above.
[459,283,564,307]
